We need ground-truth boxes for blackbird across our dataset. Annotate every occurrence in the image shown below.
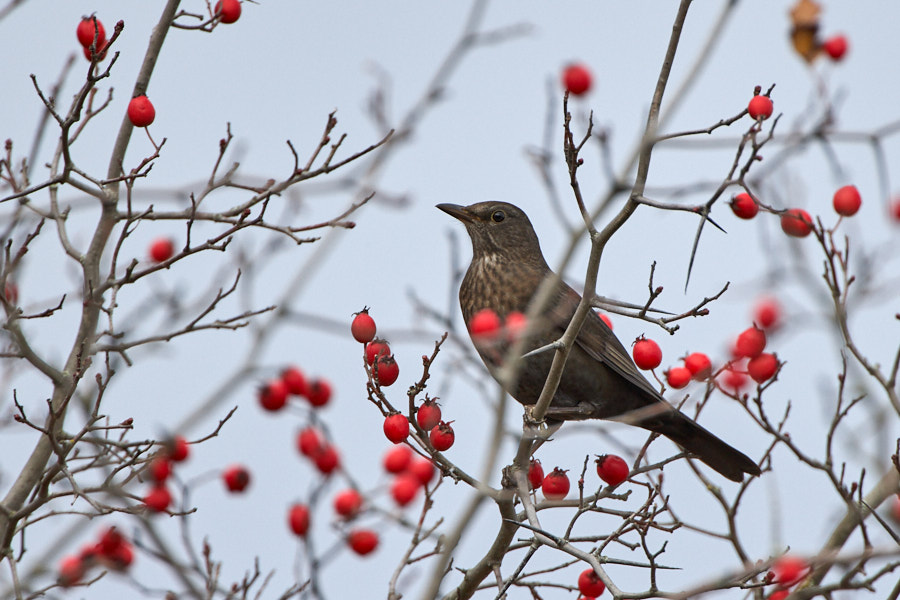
[437,201,760,482]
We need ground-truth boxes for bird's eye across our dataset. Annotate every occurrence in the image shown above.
[491,210,506,223]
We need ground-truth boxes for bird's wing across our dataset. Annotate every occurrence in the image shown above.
[549,284,664,402]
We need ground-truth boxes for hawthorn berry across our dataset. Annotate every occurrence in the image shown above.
[373,354,400,387]
[754,297,781,330]
[128,95,156,128]
[281,366,307,396]
[333,489,363,518]
[429,421,455,451]
[528,459,544,489]
[383,413,410,444]
[665,366,691,389]
[772,555,809,586]
[562,63,592,95]
[730,192,759,219]
[103,541,134,570]
[891,494,900,523]
[780,208,813,238]
[832,185,861,217]
[82,43,108,62]
[97,526,125,556]
[409,457,437,485]
[167,435,190,462]
[768,590,790,600]
[305,378,332,407]
[313,444,340,474]
[542,467,570,500]
[684,352,712,379]
[578,568,606,597]
[595,454,629,486]
[597,312,613,330]
[748,353,778,383]
[748,95,774,120]
[297,427,323,457]
[720,364,749,392]
[632,337,662,370]
[143,486,172,512]
[258,379,289,411]
[735,325,767,358]
[149,237,175,263]
[149,457,172,483]
[822,34,848,61]
[351,308,377,343]
[288,503,310,536]
[391,474,420,506]
[215,0,241,24]
[348,529,379,556]
[416,398,442,431]
[890,197,900,222]
[504,311,528,341]
[469,308,501,342]
[222,464,251,492]
[58,555,85,587]
[76,17,106,48]
[383,444,413,474]
[365,339,391,365]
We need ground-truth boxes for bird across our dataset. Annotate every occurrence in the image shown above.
[437,201,761,482]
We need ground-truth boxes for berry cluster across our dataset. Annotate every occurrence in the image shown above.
[58,526,135,587]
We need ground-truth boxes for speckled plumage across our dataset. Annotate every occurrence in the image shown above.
[438,201,760,482]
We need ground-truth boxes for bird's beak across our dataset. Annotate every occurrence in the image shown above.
[436,203,475,224]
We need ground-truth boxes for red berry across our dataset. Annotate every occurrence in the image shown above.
[149,237,174,262]
[822,34,848,61]
[76,17,106,48]
[305,378,332,407]
[383,413,410,444]
[82,43,108,62]
[365,339,391,365]
[890,494,900,523]
[748,353,778,383]
[890,197,900,222]
[383,444,413,474]
[409,457,437,485]
[297,427,323,457]
[748,95,774,120]
[720,364,749,392]
[528,459,544,489]
[222,464,251,492]
[730,192,759,219]
[832,185,861,217]
[504,311,528,342]
[288,503,310,536]
[58,555,85,587]
[391,474,421,506]
[97,526,125,556]
[149,457,172,483]
[562,63,592,96]
[768,590,790,600]
[416,398,442,431]
[3,281,18,305]
[597,312,613,330]
[736,326,767,358]
[333,489,363,518]
[754,297,781,330]
[128,95,156,128]
[105,542,134,570]
[665,366,692,389]
[347,529,379,556]
[167,435,190,462]
[373,355,400,387]
[632,337,662,370]
[469,308,501,342]
[281,366,308,396]
[429,421,455,451]
[541,467,570,500]
[351,309,377,343]
[781,208,813,238]
[144,486,172,512]
[684,352,712,379]
[313,444,340,474]
[595,454,629,486]
[215,0,241,24]
[577,568,607,597]
[258,379,289,411]
[772,555,809,586]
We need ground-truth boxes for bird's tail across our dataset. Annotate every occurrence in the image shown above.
[641,409,761,482]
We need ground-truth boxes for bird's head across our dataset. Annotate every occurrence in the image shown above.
[436,201,545,265]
